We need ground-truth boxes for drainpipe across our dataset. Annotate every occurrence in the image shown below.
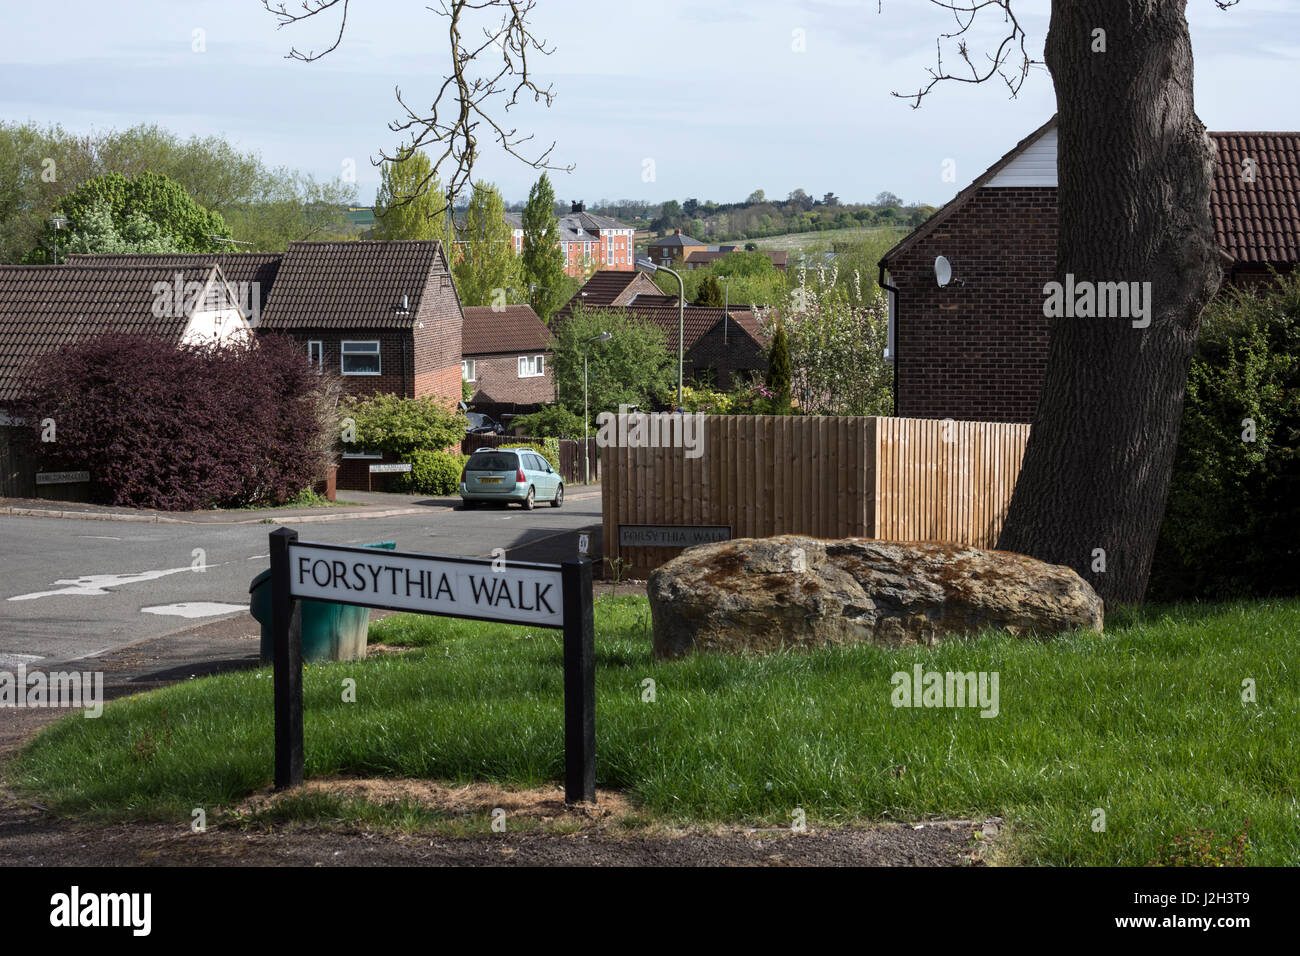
[879,263,899,417]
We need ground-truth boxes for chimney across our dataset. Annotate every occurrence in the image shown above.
[571,200,585,213]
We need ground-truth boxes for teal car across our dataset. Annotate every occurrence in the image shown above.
[459,447,564,510]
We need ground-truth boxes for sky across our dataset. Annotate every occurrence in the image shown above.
[1,0,1297,209]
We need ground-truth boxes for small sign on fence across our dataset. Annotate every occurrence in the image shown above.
[368,463,412,473]
[268,529,596,803]
[619,525,732,548]
[35,470,90,485]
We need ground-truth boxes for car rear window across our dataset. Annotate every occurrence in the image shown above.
[467,452,518,471]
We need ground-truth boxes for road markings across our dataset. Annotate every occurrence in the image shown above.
[8,565,198,601]
[140,602,247,619]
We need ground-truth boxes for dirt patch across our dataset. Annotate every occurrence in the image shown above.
[238,777,636,823]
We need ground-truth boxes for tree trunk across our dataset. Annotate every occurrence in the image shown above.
[996,0,1221,606]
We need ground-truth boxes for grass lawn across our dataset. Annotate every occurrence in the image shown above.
[11,596,1298,865]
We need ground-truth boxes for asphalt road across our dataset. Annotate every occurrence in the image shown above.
[0,496,601,667]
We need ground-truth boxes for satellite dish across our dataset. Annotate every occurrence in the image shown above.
[934,256,952,287]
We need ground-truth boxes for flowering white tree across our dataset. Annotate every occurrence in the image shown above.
[763,265,892,416]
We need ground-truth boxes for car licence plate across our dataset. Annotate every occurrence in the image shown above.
[479,477,502,484]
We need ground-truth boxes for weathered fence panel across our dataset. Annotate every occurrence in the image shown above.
[602,415,1031,579]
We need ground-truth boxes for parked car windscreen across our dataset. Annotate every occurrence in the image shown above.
[466,451,518,471]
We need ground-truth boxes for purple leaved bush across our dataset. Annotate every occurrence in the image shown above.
[15,332,337,511]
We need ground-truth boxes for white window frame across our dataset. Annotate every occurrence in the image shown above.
[307,340,323,372]
[341,448,384,460]
[341,340,381,376]
[518,354,545,378]
[462,359,476,382]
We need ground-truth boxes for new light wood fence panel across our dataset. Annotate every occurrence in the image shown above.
[602,415,1029,579]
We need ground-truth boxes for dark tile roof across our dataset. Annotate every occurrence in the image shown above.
[881,116,1300,270]
[0,263,232,403]
[577,303,762,352]
[462,304,550,355]
[648,233,704,248]
[260,240,448,330]
[1210,132,1300,265]
[66,253,282,311]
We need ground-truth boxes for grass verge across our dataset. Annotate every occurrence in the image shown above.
[10,596,1298,865]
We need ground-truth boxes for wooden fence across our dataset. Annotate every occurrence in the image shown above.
[461,434,599,485]
[602,415,1031,578]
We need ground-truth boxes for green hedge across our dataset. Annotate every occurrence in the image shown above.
[1149,272,1300,600]
[501,439,561,474]
[399,450,468,496]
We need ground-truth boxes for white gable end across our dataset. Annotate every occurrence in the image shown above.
[987,126,1058,187]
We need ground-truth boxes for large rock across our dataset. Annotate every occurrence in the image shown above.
[647,535,1103,658]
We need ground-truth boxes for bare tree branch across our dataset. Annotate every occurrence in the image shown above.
[889,0,1239,107]
[263,0,573,216]
[889,0,1038,108]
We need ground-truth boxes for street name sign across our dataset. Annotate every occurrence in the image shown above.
[268,529,595,804]
[619,524,731,548]
[368,463,412,473]
[289,541,563,627]
[35,471,90,485]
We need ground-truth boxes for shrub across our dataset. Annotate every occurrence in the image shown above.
[1150,273,1300,600]
[402,450,467,496]
[14,332,336,510]
[339,393,467,459]
[509,404,584,438]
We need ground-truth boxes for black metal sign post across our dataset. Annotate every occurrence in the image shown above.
[561,558,596,804]
[269,527,304,790]
[267,531,595,804]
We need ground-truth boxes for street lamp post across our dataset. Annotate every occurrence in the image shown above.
[635,259,685,408]
[584,332,612,484]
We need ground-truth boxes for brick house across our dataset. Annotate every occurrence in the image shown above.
[505,202,636,277]
[74,242,465,490]
[880,116,1300,424]
[647,230,707,266]
[461,304,554,418]
[72,242,465,404]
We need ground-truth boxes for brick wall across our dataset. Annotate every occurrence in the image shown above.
[289,331,417,399]
[887,187,1057,423]
[411,271,464,405]
[464,351,554,406]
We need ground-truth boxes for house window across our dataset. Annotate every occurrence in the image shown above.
[518,355,545,378]
[462,359,476,382]
[307,340,323,372]
[341,448,384,459]
[341,340,381,375]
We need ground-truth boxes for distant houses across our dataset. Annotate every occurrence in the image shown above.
[553,270,770,390]
[505,201,637,277]
[646,230,787,271]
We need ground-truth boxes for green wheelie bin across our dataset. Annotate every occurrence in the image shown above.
[249,541,396,663]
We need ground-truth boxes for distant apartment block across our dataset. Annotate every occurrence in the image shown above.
[506,202,636,278]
